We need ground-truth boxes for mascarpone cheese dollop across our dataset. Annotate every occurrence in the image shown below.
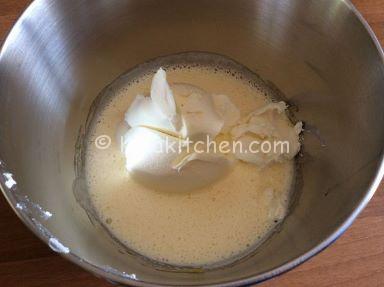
[121,68,302,191]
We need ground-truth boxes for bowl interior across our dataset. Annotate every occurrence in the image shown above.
[0,0,384,285]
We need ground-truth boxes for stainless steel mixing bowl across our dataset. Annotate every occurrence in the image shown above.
[1,0,384,286]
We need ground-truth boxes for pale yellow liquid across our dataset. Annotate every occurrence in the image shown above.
[85,65,294,267]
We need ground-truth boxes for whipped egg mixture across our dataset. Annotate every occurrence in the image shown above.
[85,57,302,267]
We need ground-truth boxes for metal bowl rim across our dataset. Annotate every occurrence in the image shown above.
[0,0,383,286]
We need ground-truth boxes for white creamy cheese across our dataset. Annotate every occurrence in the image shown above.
[121,68,302,191]
[122,69,232,191]
[231,102,302,166]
